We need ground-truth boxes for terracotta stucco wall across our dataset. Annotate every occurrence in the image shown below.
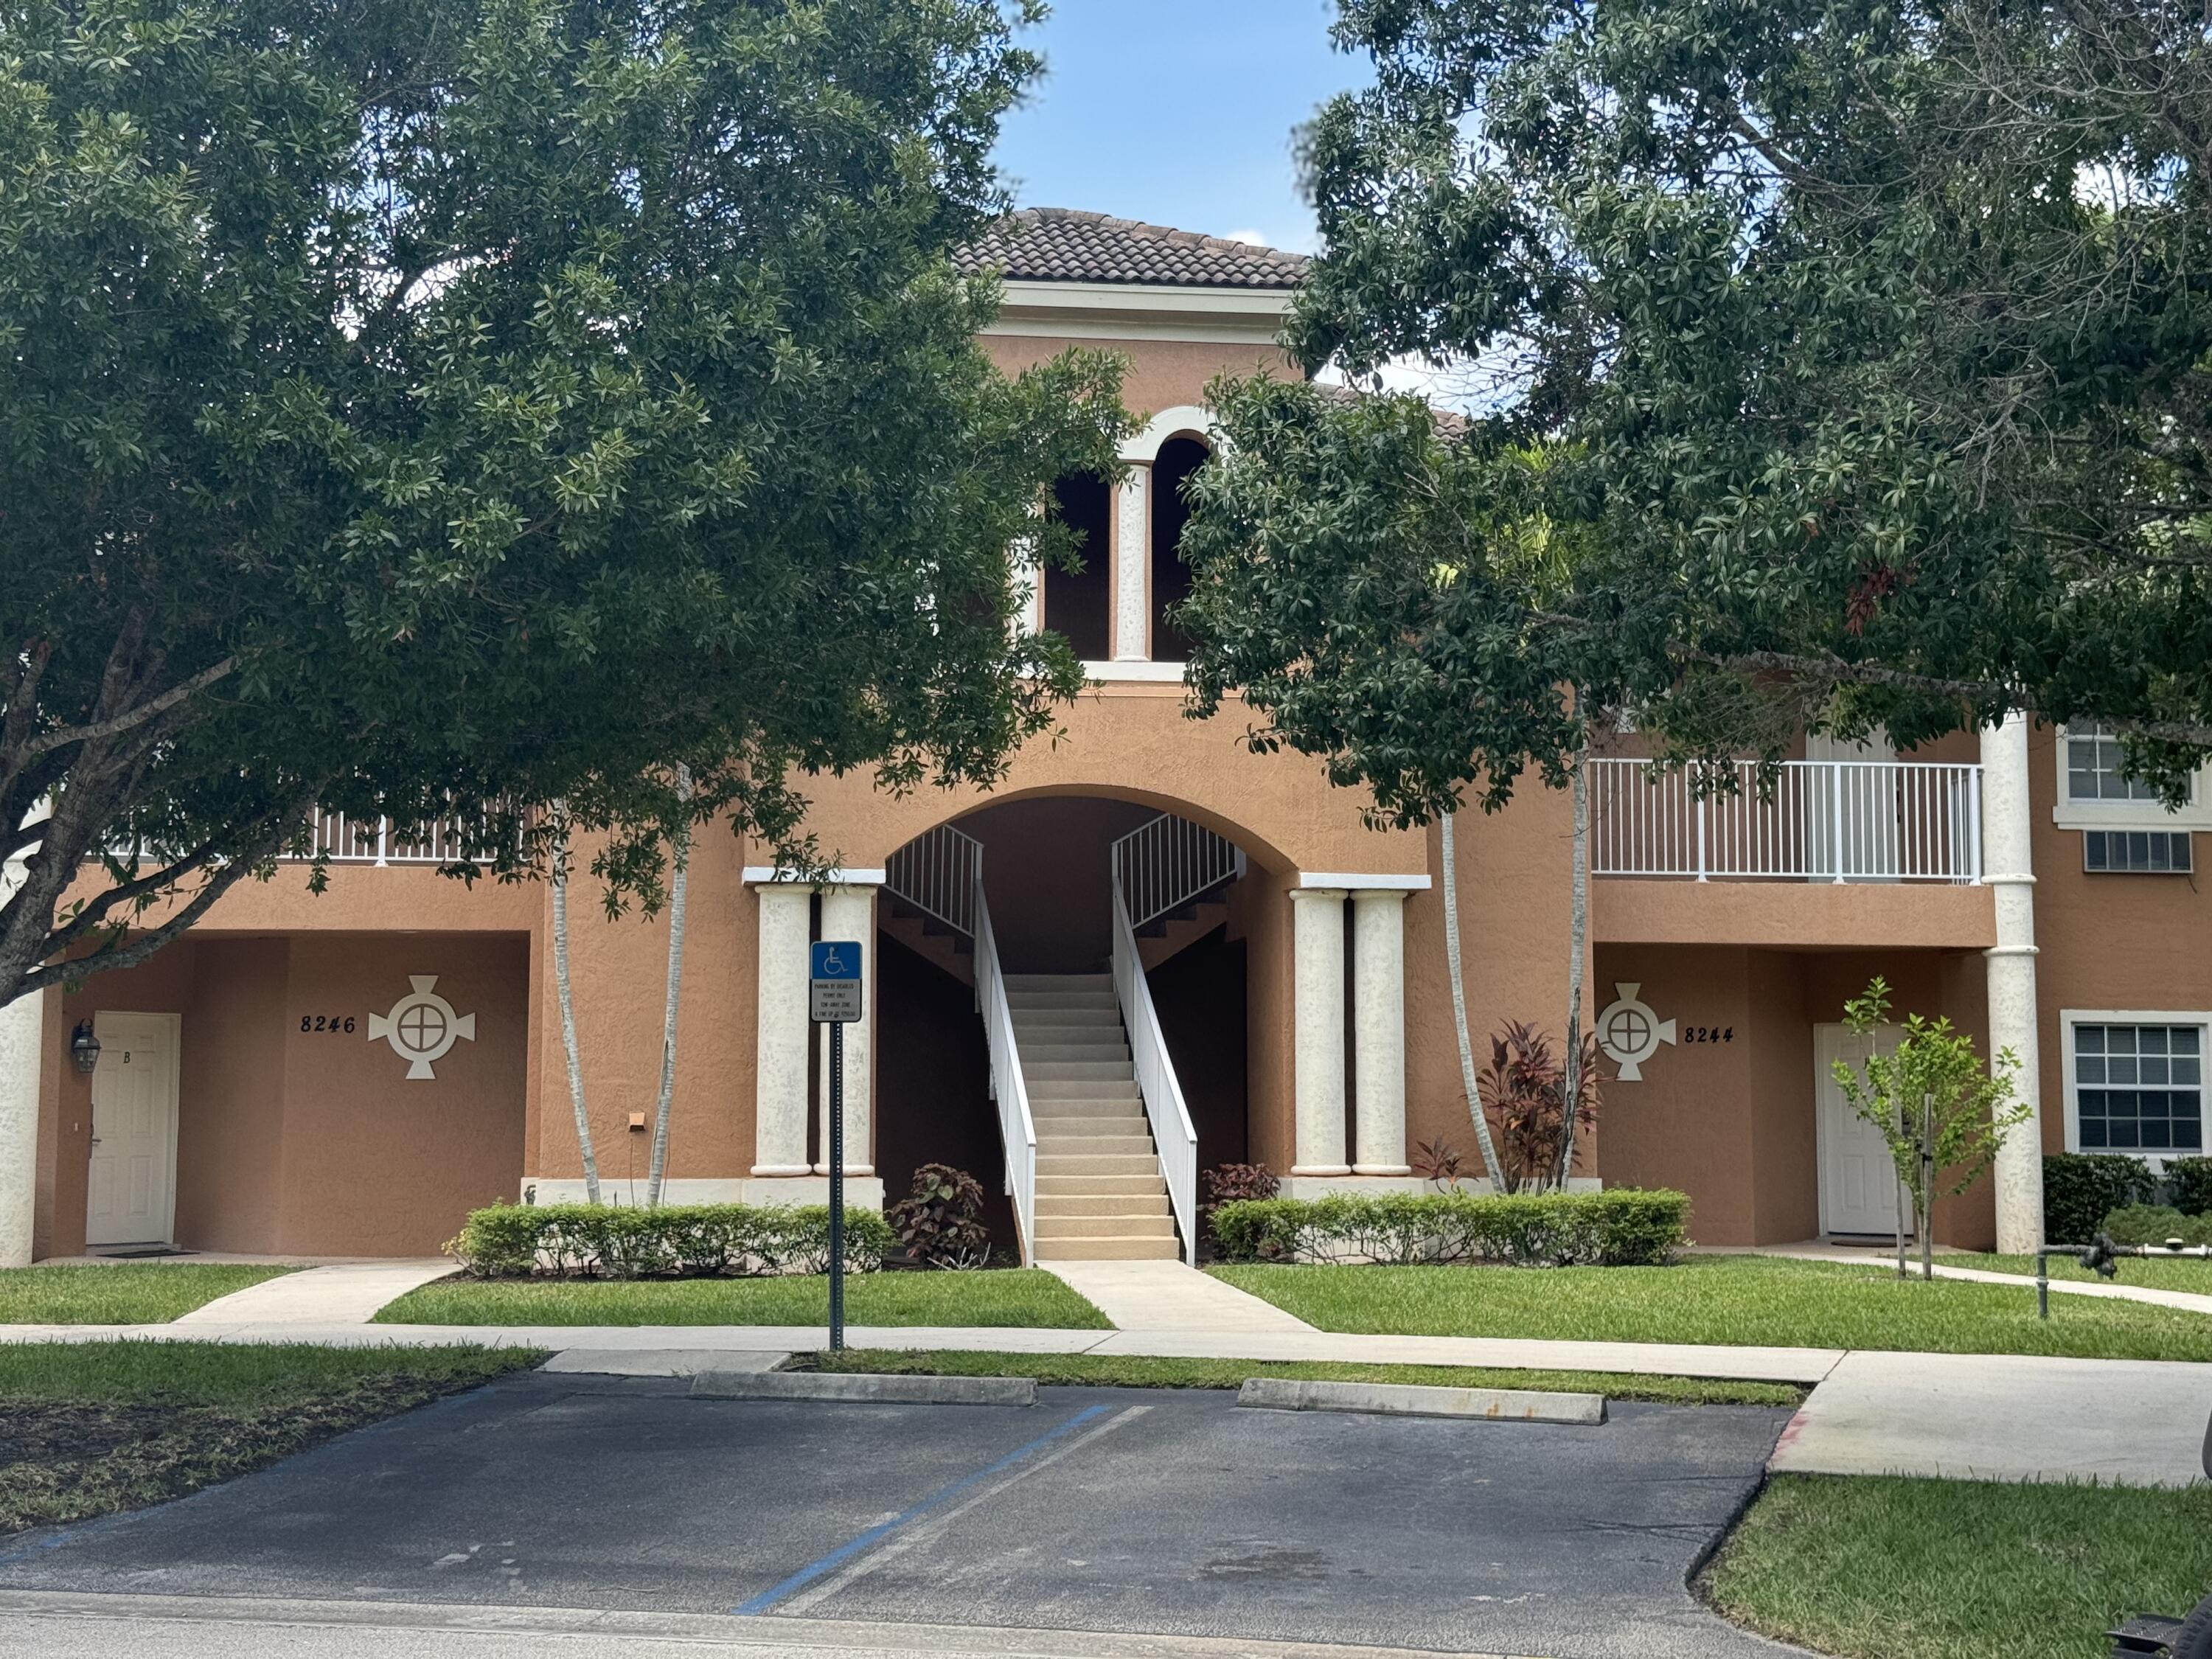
[2025,722,2212,1156]
[40,931,526,1258]
[174,938,289,1253]
[528,823,758,1185]
[273,933,526,1254]
[1595,945,1759,1242]
[1402,790,1586,1177]
[1593,944,1991,1246]
[979,335,1295,426]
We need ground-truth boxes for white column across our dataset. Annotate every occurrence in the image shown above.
[814,883,876,1176]
[1351,890,1411,1175]
[1113,467,1150,661]
[1982,712,2045,1253]
[751,883,813,1176]
[0,987,44,1268]
[1290,886,1349,1175]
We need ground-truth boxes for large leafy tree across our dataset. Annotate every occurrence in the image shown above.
[1189,0,2212,808]
[0,0,1124,1009]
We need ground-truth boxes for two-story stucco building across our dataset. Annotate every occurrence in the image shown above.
[2,209,2205,1268]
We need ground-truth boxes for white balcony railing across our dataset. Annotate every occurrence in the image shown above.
[1587,759,1983,883]
[287,810,503,866]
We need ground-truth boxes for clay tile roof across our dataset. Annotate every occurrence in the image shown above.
[956,207,1310,290]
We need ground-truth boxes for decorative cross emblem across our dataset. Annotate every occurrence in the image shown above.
[367,975,477,1079]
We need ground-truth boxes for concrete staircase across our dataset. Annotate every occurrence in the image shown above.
[1007,973,1180,1261]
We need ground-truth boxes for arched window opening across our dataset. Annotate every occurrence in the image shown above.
[1043,472,1110,661]
[1150,437,1209,663]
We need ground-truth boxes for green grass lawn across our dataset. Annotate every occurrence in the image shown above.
[1708,1473,2212,1659]
[787,1347,1805,1407]
[377,1268,1110,1328]
[0,1264,297,1325]
[1210,1255,2212,1360]
[1939,1251,2212,1296]
[0,1341,540,1533]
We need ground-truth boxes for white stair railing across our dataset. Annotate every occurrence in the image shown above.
[1110,872,1200,1264]
[1111,812,1246,931]
[1587,759,1983,883]
[970,845,1037,1265]
[885,821,982,939]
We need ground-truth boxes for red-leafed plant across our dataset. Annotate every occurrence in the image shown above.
[1475,1021,1602,1193]
[888,1164,992,1269]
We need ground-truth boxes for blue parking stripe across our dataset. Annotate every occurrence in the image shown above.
[730,1403,1111,1616]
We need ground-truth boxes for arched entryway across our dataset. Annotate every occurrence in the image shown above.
[875,793,1263,1264]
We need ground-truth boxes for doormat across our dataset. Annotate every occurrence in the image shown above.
[94,1248,195,1259]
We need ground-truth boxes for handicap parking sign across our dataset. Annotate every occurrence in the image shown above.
[810,940,862,1023]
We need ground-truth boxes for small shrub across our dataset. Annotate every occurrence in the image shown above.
[2166,1157,2212,1218]
[1409,1136,1465,1189]
[2043,1152,2158,1245]
[1209,1188,1688,1267]
[1201,1163,1279,1248]
[888,1164,991,1268]
[2101,1204,2212,1249]
[446,1203,891,1279]
[1475,1021,1601,1192]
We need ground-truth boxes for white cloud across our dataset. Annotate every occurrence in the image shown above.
[1223,227,1273,246]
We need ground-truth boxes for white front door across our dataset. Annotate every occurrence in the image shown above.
[86,1012,179,1248]
[1815,1021,1908,1237]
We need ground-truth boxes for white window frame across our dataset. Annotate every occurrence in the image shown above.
[2059,1009,2210,1166]
[2051,725,2212,830]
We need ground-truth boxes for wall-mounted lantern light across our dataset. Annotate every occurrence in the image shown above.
[69,1020,102,1075]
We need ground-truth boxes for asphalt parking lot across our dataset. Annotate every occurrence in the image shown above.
[0,1371,1800,1659]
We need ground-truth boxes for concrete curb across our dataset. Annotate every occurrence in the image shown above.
[1237,1376,1606,1425]
[689,1368,1036,1406]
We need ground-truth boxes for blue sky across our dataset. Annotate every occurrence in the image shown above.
[993,1,1361,254]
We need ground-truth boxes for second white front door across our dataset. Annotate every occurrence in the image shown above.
[1815,1021,1907,1238]
[86,1012,179,1248]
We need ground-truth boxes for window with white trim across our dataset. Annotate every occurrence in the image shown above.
[2070,1020,2204,1155]
[2052,726,2212,830]
[2066,727,2163,804]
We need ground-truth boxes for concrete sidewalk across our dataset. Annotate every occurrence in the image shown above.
[170,1262,455,1326]
[1771,1349,2212,1489]
[0,1316,1843,1382]
[1036,1258,1315,1332]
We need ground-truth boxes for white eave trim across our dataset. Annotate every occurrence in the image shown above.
[984,279,1296,345]
[743,866,888,887]
[1295,872,1433,891]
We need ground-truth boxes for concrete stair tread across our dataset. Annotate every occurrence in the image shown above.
[1037,1196,1172,1218]
[1030,1236,1180,1260]
[1038,1175,1166,1194]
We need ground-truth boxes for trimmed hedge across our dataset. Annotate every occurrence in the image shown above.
[2168,1157,2212,1219]
[2101,1204,2212,1249]
[1208,1189,1689,1268]
[2043,1152,2158,1245]
[447,1203,893,1279]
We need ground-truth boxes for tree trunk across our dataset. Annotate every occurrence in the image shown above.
[645,767,693,1207]
[1439,808,1510,1192]
[550,815,601,1206]
[1552,739,1591,1190]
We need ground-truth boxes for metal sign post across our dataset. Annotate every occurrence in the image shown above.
[810,941,862,1352]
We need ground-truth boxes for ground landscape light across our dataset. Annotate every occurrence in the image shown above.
[69,1019,101,1074]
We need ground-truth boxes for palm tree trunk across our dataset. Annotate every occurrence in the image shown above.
[550,815,601,1205]
[645,767,693,1206]
[1553,744,1591,1189]
[1440,808,1509,1192]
